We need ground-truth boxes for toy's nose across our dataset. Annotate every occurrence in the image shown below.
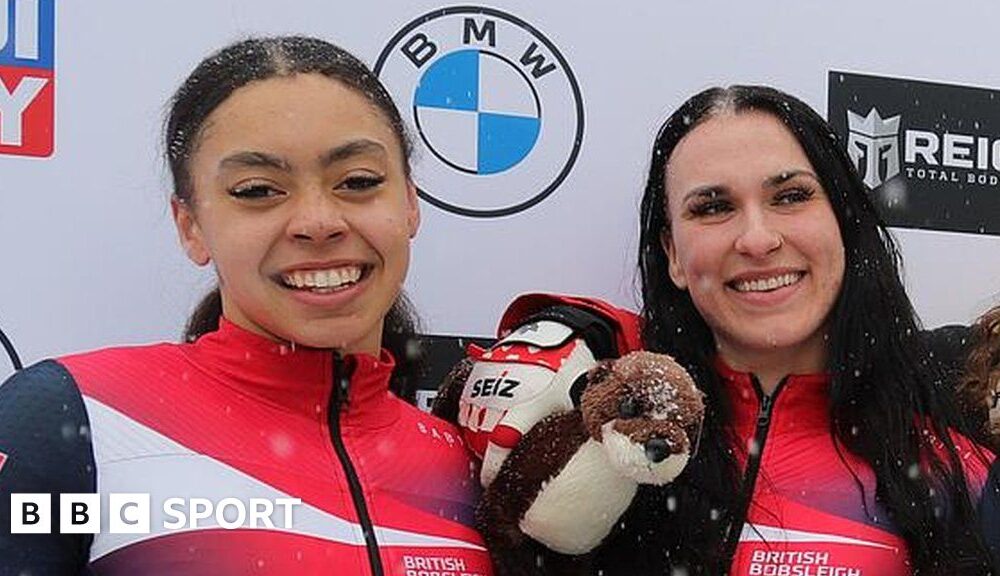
[644,438,670,463]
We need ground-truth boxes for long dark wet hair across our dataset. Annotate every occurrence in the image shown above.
[164,36,423,400]
[597,85,995,574]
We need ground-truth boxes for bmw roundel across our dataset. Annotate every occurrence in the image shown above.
[375,7,584,217]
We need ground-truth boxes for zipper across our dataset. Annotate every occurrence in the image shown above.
[721,374,788,569]
[328,351,385,576]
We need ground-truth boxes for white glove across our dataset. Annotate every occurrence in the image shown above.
[458,319,599,487]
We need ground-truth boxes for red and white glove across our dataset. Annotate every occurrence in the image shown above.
[455,293,642,487]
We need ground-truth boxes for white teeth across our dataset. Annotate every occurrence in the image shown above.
[315,271,331,288]
[734,273,801,293]
[282,266,363,290]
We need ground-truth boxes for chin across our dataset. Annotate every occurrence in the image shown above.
[729,323,827,355]
[307,321,383,355]
[296,331,366,352]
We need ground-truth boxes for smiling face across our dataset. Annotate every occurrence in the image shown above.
[662,111,845,375]
[172,73,419,353]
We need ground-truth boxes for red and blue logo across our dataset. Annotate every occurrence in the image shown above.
[0,0,55,158]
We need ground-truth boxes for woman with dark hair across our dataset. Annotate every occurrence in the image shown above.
[0,36,491,575]
[586,85,1000,574]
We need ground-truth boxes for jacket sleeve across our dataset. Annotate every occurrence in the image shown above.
[980,458,1000,572]
[0,360,96,576]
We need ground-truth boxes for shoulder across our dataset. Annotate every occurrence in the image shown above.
[937,429,998,509]
[56,342,189,400]
[0,362,96,576]
[0,359,78,408]
[978,455,1000,566]
[0,360,97,493]
[58,341,186,375]
[0,360,86,425]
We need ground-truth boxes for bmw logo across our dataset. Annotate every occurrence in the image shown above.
[375,6,584,217]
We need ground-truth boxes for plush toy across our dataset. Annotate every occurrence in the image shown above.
[433,294,704,574]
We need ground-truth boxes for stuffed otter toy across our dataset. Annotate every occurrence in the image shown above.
[433,294,704,575]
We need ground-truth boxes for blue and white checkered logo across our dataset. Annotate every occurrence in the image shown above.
[414,48,541,175]
[376,7,583,217]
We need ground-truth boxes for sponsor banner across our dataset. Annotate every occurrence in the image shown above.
[828,70,1000,236]
[0,0,55,157]
[375,6,583,217]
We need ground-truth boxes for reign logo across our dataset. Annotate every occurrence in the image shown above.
[846,108,901,189]
[829,71,1000,236]
[375,7,584,217]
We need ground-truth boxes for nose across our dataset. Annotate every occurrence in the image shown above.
[287,190,348,242]
[644,437,671,463]
[733,210,782,258]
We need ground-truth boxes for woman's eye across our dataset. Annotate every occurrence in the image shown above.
[774,187,815,205]
[228,184,282,199]
[340,175,385,191]
[688,199,732,217]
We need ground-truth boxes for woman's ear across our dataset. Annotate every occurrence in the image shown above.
[171,195,211,266]
[405,179,420,239]
[661,229,687,290]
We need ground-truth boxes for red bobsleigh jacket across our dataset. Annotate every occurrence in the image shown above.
[0,319,492,575]
[717,358,997,575]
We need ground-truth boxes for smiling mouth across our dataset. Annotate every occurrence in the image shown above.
[278,265,372,293]
[728,272,804,293]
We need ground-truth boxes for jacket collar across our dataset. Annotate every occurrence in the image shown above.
[184,318,398,426]
[715,356,832,432]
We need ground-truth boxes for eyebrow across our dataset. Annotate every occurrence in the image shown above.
[763,169,820,188]
[219,151,291,172]
[681,185,728,204]
[679,169,822,204]
[217,139,389,173]
[319,139,387,167]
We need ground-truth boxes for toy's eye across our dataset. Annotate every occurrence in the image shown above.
[618,397,640,419]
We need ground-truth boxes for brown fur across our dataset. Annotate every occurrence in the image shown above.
[581,351,704,451]
[431,356,474,422]
[958,305,1000,451]
[477,410,592,576]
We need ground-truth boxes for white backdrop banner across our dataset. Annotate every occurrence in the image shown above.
[1,0,998,379]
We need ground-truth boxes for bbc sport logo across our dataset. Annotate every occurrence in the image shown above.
[0,0,55,158]
[9,493,301,534]
[375,6,584,217]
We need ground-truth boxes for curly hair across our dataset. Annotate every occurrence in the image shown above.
[959,306,1000,450]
